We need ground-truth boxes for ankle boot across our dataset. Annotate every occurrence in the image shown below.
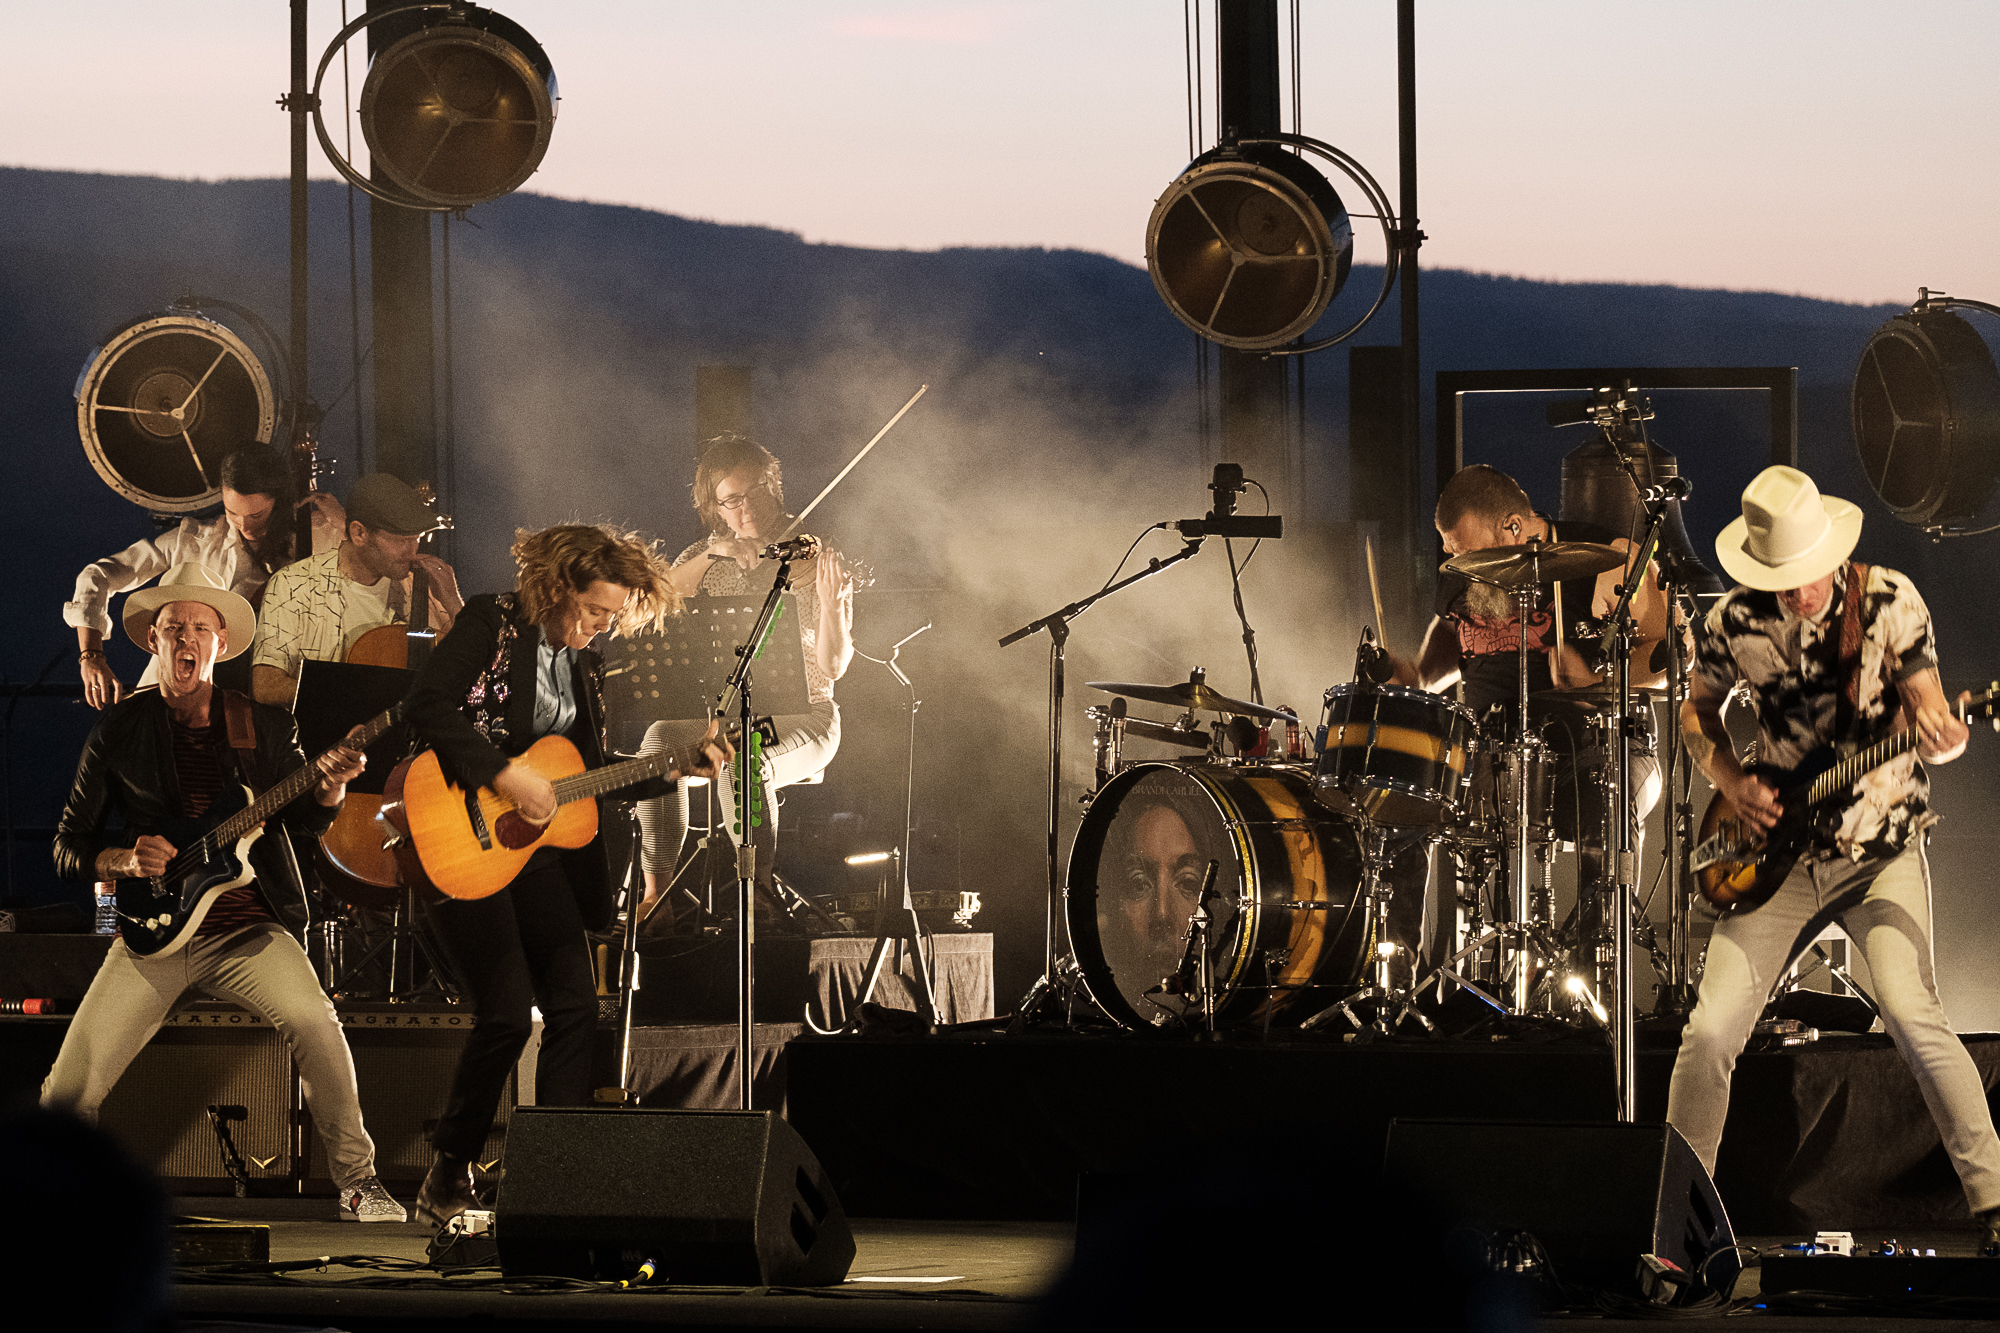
[416,1150,480,1227]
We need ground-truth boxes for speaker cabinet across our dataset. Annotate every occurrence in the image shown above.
[496,1107,855,1286]
[1383,1120,1739,1296]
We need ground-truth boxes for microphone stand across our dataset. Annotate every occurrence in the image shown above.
[716,548,804,1110]
[1597,495,1668,1124]
[998,535,1206,1031]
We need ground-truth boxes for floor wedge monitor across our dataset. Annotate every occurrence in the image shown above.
[495,1107,855,1286]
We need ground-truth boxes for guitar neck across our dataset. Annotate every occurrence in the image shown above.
[1802,694,1981,808]
[200,707,400,856]
[548,739,710,808]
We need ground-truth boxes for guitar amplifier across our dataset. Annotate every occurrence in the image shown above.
[91,1004,523,1191]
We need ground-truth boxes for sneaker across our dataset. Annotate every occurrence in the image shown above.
[338,1175,408,1223]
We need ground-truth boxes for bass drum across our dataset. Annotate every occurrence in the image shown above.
[1067,762,1368,1029]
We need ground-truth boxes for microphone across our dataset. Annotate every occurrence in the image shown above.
[1355,626,1396,685]
[759,537,821,560]
[1171,515,1283,539]
[1637,476,1692,502]
[1209,463,1245,517]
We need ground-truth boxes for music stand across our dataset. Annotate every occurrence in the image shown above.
[602,593,812,754]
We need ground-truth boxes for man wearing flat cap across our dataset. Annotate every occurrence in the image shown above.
[251,472,463,707]
[1668,465,2000,1242]
[44,563,405,1222]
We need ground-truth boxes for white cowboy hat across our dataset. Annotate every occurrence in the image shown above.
[1715,466,1864,592]
[121,563,257,661]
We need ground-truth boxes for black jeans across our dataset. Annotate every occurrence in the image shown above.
[427,858,597,1160]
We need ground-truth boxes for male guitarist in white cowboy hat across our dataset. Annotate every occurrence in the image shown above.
[1668,465,2000,1243]
[42,563,406,1222]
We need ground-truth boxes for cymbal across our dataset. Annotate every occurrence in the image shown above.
[1442,540,1624,589]
[1087,670,1296,721]
[1085,703,1213,749]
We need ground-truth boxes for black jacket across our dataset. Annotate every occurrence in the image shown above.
[402,593,671,930]
[54,687,337,938]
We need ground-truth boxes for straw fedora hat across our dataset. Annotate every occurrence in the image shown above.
[121,563,257,661]
[1715,466,1864,592]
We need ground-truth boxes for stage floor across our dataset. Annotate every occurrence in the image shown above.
[170,1195,1068,1330]
[163,1197,1999,1331]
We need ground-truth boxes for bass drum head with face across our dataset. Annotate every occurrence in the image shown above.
[1067,762,1368,1029]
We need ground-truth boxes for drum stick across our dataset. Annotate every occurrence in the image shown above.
[777,384,929,543]
[1552,576,1566,673]
[1365,535,1389,655]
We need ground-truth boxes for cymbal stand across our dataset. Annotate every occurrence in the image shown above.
[998,535,1205,1032]
[1505,569,1547,1013]
[1654,580,1700,1015]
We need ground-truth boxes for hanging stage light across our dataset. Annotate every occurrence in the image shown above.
[1851,292,2000,531]
[73,303,283,513]
[314,3,558,211]
[1147,142,1353,350]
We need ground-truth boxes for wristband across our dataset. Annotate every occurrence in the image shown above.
[79,649,106,661]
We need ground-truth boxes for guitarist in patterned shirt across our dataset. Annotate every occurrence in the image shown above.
[1667,466,2000,1244]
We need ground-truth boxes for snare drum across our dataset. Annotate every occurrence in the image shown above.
[1066,762,1367,1028]
[1313,684,1473,826]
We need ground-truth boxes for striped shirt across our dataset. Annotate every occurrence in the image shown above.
[173,713,270,938]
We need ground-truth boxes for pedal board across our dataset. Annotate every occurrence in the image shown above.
[1763,1255,2000,1299]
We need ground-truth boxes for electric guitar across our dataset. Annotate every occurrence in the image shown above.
[1693,684,2000,913]
[114,706,403,957]
[380,719,772,902]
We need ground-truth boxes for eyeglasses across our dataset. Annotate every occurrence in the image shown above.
[716,487,767,512]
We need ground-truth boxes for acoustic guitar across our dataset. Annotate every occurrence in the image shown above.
[115,706,402,957]
[1692,684,1999,913]
[319,565,431,891]
[380,719,771,901]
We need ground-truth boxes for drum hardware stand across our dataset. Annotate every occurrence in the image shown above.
[998,532,1207,1032]
[1300,823,1435,1034]
[1653,582,1702,1016]
[803,849,940,1035]
[1168,861,1222,1037]
[324,886,455,1002]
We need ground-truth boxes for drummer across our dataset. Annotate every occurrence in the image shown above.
[1386,465,1674,950]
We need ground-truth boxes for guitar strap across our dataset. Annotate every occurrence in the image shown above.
[1833,560,1871,744]
[221,688,258,758]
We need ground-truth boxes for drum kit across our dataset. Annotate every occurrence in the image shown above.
[1062,537,1677,1039]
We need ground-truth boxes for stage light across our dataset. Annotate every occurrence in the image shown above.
[1146,143,1353,350]
[1851,293,2000,531]
[314,3,558,211]
[844,851,893,867]
[73,303,283,513]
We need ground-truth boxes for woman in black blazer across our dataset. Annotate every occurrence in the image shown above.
[402,524,727,1226]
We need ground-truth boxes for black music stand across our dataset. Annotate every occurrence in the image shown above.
[602,593,812,754]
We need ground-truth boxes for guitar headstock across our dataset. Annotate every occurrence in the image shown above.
[1980,681,2000,734]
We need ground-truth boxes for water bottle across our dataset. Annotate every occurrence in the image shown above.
[93,882,117,935]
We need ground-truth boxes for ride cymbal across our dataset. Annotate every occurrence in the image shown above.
[1086,668,1296,721]
[1442,540,1624,589]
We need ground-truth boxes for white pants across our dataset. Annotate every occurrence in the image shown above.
[1666,836,2000,1214]
[41,922,378,1190]
[635,700,840,873]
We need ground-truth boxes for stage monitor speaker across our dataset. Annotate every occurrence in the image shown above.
[1382,1119,1739,1297]
[495,1107,855,1286]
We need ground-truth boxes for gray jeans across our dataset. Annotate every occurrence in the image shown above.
[1666,836,2000,1214]
[40,922,378,1190]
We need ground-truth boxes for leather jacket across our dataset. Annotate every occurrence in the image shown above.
[54,687,338,938]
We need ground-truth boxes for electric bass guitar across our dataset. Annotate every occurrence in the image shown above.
[380,719,772,902]
[1692,684,2000,913]
[114,706,403,957]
